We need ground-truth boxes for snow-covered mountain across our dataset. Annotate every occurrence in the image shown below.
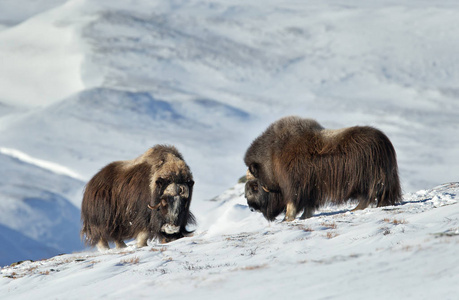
[0,149,84,266]
[0,0,458,295]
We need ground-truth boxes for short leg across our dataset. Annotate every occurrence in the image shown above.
[136,231,149,248]
[115,240,127,249]
[352,196,371,211]
[300,207,314,219]
[97,239,110,251]
[284,202,297,222]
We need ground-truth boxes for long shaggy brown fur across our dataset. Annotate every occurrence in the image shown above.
[244,116,402,221]
[81,145,195,248]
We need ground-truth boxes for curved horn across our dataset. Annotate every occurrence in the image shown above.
[148,203,161,210]
[148,199,169,210]
[246,169,255,180]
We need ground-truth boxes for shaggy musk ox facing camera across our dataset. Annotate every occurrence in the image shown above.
[244,116,402,221]
[81,145,195,250]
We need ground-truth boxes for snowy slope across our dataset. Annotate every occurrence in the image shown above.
[0,151,84,266]
[0,0,68,27]
[1,183,458,299]
[0,0,95,107]
[0,0,459,279]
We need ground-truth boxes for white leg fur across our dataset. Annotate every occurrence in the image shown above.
[284,202,297,222]
[136,231,149,248]
[97,239,110,251]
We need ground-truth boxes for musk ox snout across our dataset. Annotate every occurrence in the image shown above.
[245,179,261,211]
[155,182,193,237]
[161,224,181,234]
[245,170,265,212]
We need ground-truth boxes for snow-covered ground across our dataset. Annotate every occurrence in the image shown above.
[0,0,459,298]
[1,183,458,299]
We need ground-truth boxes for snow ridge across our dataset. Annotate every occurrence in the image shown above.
[0,147,84,180]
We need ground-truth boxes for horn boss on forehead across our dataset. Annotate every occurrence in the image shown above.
[80,145,196,250]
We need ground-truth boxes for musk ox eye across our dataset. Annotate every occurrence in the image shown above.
[178,184,190,199]
[187,180,194,187]
[179,185,186,196]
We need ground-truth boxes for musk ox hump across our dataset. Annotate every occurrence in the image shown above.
[132,145,183,167]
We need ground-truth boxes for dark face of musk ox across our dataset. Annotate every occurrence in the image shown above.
[245,179,262,212]
[151,179,194,240]
[244,178,285,221]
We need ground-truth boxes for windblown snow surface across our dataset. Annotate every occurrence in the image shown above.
[1,183,459,299]
[1,0,459,298]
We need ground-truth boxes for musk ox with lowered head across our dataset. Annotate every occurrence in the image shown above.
[81,145,195,250]
[244,116,402,221]
[245,170,285,221]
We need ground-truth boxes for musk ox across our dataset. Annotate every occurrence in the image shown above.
[244,116,402,221]
[81,145,195,250]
